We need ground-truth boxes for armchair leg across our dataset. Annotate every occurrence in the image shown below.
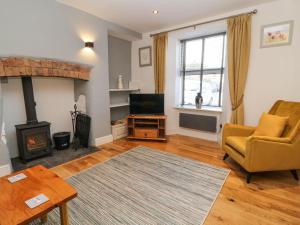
[223,153,229,161]
[246,172,252,183]
[291,170,299,181]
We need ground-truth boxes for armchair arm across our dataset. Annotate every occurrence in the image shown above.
[244,136,300,172]
[248,136,292,143]
[222,123,256,147]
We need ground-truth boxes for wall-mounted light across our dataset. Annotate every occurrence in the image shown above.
[85,42,94,48]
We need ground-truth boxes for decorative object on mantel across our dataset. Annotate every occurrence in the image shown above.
[139,46,152,67]
[0,56,93,80]
[260,21,294,48]
[118,74,124,89]
[195,92,203,109]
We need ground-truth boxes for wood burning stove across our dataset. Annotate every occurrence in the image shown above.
[16,122,51,162]
[15,77,52,162]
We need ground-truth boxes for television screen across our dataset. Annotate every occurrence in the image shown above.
[129,94,164,115]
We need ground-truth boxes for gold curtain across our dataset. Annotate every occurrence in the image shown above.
[153,33,168,94]
[227,15,251,125]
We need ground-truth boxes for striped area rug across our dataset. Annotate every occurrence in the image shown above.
[31,146,229,225]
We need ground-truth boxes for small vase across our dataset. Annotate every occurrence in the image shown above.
[118,75,124,89]
[195,93,203,109]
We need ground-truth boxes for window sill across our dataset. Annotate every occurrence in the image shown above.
[174,105,223,113]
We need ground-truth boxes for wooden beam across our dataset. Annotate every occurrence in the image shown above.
[0,57,92,80]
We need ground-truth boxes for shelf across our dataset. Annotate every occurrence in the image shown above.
[127,135,167,141]
[134,127,157,130]
[110,103,129,108]
[128,115,167,119]
[175,105,222,113]
[134,121,158,125]
[109,88,140,92]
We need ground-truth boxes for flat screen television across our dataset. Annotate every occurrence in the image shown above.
[129,94,164,115]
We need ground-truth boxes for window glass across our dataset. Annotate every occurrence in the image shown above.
[181,33,226,107]
[202,74,221,106]
[183,75,200,105]
[203,35,224,69]
[185,39,202,71]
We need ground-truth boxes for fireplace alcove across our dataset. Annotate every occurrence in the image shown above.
[0,56,92,162]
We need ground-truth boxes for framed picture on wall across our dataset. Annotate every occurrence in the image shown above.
[260,21,294,48]
[139,46,152,67]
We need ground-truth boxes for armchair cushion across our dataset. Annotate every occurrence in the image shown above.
[268,100,300,136]
[226,136,248,156]
[253,113,288,137]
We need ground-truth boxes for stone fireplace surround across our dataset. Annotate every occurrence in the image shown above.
[0,56,93,162]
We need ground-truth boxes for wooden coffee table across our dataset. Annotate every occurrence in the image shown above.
[0,165,77,225]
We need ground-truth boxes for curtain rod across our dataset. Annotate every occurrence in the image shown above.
[150,9,257,37]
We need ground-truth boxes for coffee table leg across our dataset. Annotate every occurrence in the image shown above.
[41,214,48,223]
[59,203,69,225]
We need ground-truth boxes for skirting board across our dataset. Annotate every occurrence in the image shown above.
[0,164,11,177]
[95,134,113,146]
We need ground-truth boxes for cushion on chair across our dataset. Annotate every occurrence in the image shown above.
[269,100,300,137]
[226,136,248,156]
[253,113,288,137]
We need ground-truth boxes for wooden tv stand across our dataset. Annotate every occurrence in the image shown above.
[127,115,167,141]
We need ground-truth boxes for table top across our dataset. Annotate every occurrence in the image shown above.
[0,165,77,225]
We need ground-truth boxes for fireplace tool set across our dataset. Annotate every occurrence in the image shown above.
[70,104,91,150]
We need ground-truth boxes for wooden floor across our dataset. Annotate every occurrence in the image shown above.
[51,134,300,225]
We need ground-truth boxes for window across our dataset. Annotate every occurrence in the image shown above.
[180,33,226,107]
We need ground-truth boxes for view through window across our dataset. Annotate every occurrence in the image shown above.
[180,33,226,107]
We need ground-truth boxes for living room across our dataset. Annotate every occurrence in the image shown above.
[0,0,299,224]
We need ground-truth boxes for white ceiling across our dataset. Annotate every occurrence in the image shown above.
[57,0,275,33]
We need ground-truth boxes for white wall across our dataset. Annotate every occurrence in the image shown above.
[244,0,300,125]
[131,0,300,141]
[0,80,12,175]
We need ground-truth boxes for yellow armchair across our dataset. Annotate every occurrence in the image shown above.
[222,100,300,183]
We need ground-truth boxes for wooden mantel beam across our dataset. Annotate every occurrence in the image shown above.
[0,57,92,80]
